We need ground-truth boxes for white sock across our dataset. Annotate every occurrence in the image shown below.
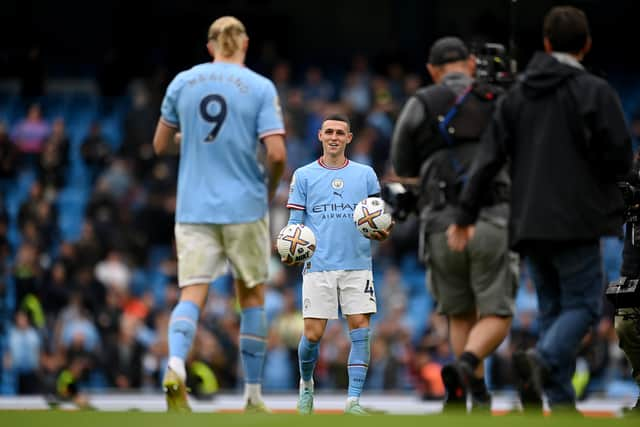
[168,356,186,382]
[244,383,263,404]
[300,379,314,392]
[347,396,359,406]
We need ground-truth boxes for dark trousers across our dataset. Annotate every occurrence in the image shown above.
[523,241,603,406]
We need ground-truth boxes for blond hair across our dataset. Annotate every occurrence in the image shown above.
[208,16,247,58]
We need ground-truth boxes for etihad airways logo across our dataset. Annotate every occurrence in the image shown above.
[311,202,357,219]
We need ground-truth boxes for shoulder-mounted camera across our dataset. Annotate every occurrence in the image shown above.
[606,276,640,309]
[473,43,516,88]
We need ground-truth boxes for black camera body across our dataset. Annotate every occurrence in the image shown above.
[618,180,640,245]
[606,276,640,309]
[381,182,418,222]
[474,43,516,88]
[606,170,640,310]
[617,169,640,246]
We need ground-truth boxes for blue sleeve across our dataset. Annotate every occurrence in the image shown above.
[257,80,285,138]
[367,167,381,196]
[286,170,306,211]
[160,74,183,128]
[287,208,305,225]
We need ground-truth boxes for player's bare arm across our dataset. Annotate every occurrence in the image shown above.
[262,134,287,202]
[153,119,178,155]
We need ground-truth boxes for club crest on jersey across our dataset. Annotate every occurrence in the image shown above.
[331,178,344,190]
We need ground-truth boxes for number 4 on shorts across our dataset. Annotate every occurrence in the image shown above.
[364,280,374,296]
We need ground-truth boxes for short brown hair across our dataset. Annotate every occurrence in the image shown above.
[323,114,351,130]
[543,6,590,54]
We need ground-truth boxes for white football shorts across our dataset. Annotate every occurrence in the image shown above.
[175,216,269,288]
[301,269,377,319]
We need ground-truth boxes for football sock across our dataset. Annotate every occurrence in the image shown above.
[167,300,200,381]
[460,351,481,371]
[298,335,320,387]
[240,307,267,396]
[347,327,370,398]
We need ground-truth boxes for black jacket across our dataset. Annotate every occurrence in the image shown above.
[456,52,632,249]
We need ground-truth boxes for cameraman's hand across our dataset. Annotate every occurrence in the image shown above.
[446,224,475,251]
[367,221,395,241]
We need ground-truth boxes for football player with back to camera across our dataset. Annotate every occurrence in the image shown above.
[390,36,516,413]
[282,114,392,415]
[447,6,632,414]
[153,16,286,413]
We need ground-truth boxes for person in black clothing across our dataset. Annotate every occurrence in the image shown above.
[448,6,632,413]
[613,153,640,414]
[391,36,516,412]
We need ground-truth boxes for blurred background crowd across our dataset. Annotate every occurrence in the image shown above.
[1,0,640,402]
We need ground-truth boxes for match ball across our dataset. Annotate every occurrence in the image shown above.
[353,197,392,237]
[276,224,316,263]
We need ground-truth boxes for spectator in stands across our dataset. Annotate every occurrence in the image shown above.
[12,242,44,322]
[283,112,313,171]
[11,103,50,164]
[263,328,294,391]
[94,250,131,295]
[58,295,101,357]
[104,314,145,389]
[86,177,121,247]
[69,266,106,317]
[5,309,42,394]
[81,121,113,180]
[94,287,124,345]
[387,62,407,105]
[272,60,293,107]
[73,222,104,271]
[302,66,334,103]
[38,117,69,193]
[18,181,58,250]
[285,88,309,141]
[99,157,135,202]
[122,87,157,178]
[41,261,71,322]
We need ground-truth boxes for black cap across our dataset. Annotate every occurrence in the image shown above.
[428,36,470,65]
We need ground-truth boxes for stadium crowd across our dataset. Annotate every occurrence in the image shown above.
[0,52,639,401]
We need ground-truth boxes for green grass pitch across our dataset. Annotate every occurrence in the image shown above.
[0,411,638,427]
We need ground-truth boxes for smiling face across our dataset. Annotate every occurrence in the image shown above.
[318,119,353,158]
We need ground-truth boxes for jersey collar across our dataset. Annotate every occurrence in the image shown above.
[318,157,349,170]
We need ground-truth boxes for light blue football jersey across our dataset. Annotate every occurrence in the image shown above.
[287,158,380,272]
[161,62,285,224]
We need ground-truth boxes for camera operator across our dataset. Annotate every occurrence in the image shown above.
[447,6,632,413]
[390,36,516,412]
[612,155,640,413]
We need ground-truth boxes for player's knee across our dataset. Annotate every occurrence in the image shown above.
[180,283,210,308]
[347,314,371,330]
[304,324,325,342]
[237,283,265,308]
